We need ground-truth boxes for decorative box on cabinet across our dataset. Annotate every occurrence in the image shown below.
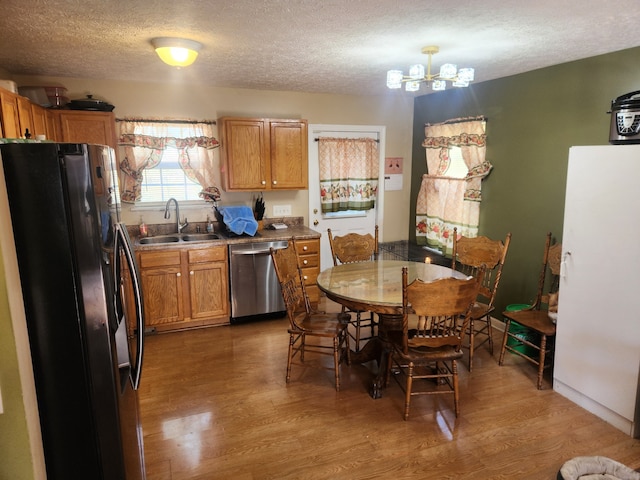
[218,116,308,191]
[295,238,320,306]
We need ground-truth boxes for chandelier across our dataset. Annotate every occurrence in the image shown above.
[386,46,474,92]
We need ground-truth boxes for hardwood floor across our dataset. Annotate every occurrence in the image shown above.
[139,298,640,479]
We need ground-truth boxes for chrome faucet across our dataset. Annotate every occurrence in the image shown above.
[164,198,188,233]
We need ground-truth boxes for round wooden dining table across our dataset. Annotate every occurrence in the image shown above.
[316,259,467,398]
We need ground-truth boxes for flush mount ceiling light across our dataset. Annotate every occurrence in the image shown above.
[386,46,475,92]
[151,37,202,68]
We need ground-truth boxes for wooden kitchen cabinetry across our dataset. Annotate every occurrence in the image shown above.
[56,110,117,149]
[138,250,184,328]
[138,245,229,332]
[218,117,308,191]
[0,87,20,138]
[1,86,117,148]
[295,238,320,306]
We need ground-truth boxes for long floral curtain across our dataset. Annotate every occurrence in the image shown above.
[318,137,379,213]
[117,120,221,203]
[415,118,491,254]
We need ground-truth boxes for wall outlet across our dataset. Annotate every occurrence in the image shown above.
[273,205,292,216]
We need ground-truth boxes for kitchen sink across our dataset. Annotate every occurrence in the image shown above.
[139,235,180,244]
[139,233,221,245]
[181,233,220,241]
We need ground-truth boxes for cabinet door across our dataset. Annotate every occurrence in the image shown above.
[139,251,184,327]
[45,109,60,141]
[220,118,268,191]
[31,104,48,137]
[57,110,117,149]
[0,88,20,138]
[270,120,308,189]
[16,96,33,138]
[187,248,229,321]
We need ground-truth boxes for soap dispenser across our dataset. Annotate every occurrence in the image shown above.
[206,215,214,233]
[139,216,148,237]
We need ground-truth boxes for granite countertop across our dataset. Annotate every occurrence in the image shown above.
[131,218,319,251]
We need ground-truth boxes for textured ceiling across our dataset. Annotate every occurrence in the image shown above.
[1,0,639,96]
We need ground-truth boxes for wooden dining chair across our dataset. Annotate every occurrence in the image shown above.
[271,239,351,391]
[498,232,562,389]
[327,226,378,352]
[385,266,483,420]
[451,228,512,371]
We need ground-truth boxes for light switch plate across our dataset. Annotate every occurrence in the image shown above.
[273,205,292,216]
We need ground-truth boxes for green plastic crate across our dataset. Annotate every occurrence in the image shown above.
[505,304,539,358]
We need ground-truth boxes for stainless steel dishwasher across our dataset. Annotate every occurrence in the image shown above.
[228,240,288,322]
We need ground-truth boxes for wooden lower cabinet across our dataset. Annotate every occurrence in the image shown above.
[138,245,229,332]
[295,238,320,307]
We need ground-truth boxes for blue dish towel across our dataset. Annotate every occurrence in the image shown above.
[221,206,258,236]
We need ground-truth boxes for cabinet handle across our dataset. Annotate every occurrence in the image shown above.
[190,271,194,275]
[261,180,266,185]
[176,272,181,277]
[303,259,308,265]
[272,180,277,185]
[303,275,308,280]
[303,246,308,251]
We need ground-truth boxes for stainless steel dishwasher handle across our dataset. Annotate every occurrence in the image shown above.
[232,248,271,255]
[231,245,288,256]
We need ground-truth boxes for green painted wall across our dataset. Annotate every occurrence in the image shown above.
[0,249,36,480]
[411,46,640,315]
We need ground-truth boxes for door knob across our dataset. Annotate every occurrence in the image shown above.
[313,208,318,214]
[313,220,319,226]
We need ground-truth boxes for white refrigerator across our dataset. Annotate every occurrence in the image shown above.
[554,144,640,437]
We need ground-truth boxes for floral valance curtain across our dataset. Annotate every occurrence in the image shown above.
[117,120,221,203]
[415,118,491,254]
[318,137,379,213]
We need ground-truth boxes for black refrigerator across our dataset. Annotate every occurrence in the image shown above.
[0,142,146,480]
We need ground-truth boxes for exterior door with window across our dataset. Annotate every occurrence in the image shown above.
[308,124,385,271]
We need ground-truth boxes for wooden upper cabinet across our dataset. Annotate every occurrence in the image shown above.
[30,104,48,138]
[1,87,116,146]
[0,88,21,138]
[269,120,308,189]
[16,96,34,138]
[57,110,117,149]
[219,117,308,191]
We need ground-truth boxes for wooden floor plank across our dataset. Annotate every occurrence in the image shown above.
[139,298,640,479]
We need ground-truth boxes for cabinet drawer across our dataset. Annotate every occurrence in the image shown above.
[188,246,226,264]
[298,255,319,269]
[295,239,319,255]
[300,267,318,286]
[139,250,181,268]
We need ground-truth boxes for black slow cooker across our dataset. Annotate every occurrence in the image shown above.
[609,91,640,144]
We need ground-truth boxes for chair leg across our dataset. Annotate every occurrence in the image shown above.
[355,312,362,352]
[452,360,460,417]
[486,315,494,355]
[403,362,414,421]
[333,336,341,391]
[344,331,351,365]
[468,318,475,372]
[498,318,511,365]
[286,333,295,383]
[537,335,547,390]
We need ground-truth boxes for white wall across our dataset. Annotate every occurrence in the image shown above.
[13,75,415,242]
